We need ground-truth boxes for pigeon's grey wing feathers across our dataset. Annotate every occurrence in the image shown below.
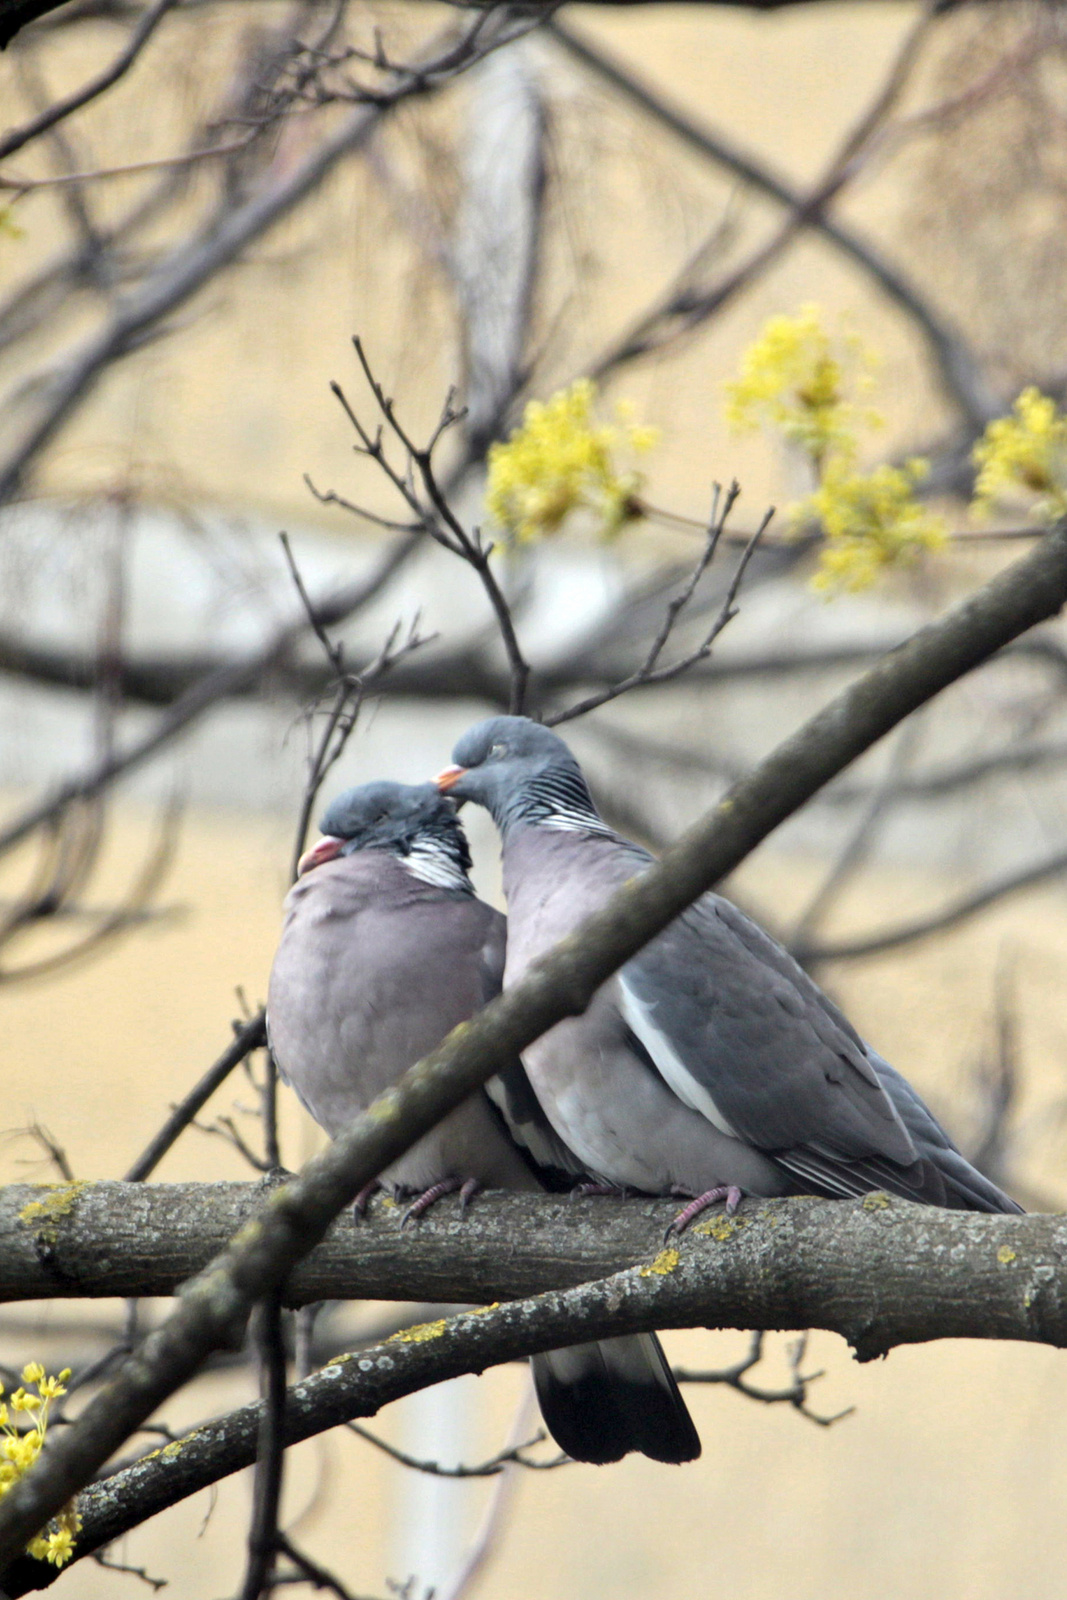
[869,1051,1023,1213]
[621,896,917,1168]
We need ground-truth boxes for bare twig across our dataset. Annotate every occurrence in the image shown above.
[91,1549,167,1591]
[547,494,772,725]
[0,135,258,193]
[589,4,937,380]
[123,1010,268,1182]
[339,340,533,714]
[0,0,181,161]
[0,529,421,861]
[675,1331,853,1427]
[241,1296,288,1600]
[0,794,180,983]
[788,719,923,953]
[0,10,550,504]
[345,1419,562,1479]
[273,1534,381,1600]
[9,1121,75,1182]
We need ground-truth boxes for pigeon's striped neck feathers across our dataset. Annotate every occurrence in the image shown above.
[505,766,615,838]
[400,835,474,894]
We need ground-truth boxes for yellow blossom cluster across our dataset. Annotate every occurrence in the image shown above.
[486,379,658,543]
[726,305,946,593]
[972,386,1067,520]
[799,460,946,594]
[724,303,877,471]
[1,1363,80,1567]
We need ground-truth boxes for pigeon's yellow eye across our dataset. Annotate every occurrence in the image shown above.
[488,742,507,760]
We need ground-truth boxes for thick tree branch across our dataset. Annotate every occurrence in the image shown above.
[3,1192,1066,1593]
[2,520,1067,1572]
[0,1182,1055,1312]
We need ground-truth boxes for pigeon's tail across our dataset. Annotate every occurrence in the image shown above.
[532,1333,701,1465]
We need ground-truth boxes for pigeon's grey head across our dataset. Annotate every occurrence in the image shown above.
[297,781,471,878]
[436,716,604,835]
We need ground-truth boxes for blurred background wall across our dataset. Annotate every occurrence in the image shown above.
[3,1,1067,1594]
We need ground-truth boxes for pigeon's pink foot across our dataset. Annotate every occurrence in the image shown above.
[401,1176,480,1226]
[664,1185,743,1241]
[569,1181,630,1201]
[352,1179,382,1220]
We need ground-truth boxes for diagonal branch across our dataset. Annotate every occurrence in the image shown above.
[2,518,1067,1572]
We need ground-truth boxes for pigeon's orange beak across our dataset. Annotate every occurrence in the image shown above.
[297,834,344,876]
[434,765,466,793]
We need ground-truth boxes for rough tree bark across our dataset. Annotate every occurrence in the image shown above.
[1,1182,1063,1342]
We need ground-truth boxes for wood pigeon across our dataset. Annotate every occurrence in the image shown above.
[267,780,701,1465]
[436,717,1023,1221]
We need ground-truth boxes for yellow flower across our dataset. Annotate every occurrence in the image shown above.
[725,304,878,469]
[2,1433,42,1472]
[0,1362,79,1565]
[799,458,946,594]
[486,380,658,543]
[43,1526,76,1566]
[972,387,1067,519]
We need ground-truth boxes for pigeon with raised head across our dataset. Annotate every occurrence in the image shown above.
[267,779,701,1465]
[436,717,1022,1221]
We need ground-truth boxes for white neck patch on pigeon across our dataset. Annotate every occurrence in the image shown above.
[401,840,472,893]
[540,808,615,838]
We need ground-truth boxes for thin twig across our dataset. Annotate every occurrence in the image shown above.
[0,0,182,161]
[124,1011,267,1182]
[241,1296,288,1600]
[273,1533,382,1600]
[675,1331,853,1427]
[345,1420,564,1479]
[91,1549,167,1591]
[547,497,772,726]
[588,4,938,380]
[0,530,421,861]
[340,342,533,714]
[548,16,996,428]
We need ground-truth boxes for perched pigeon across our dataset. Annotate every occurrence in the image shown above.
[437,717,1022,1220]
[267,780,701,1465]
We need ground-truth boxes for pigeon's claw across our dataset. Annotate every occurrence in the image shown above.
[569,1180,632,1201]
[664,1184,742,1242]
[352,1179,382,1221]
[401,1176,481,1226]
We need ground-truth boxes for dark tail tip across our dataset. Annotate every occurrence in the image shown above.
[532,1333,701,1466]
